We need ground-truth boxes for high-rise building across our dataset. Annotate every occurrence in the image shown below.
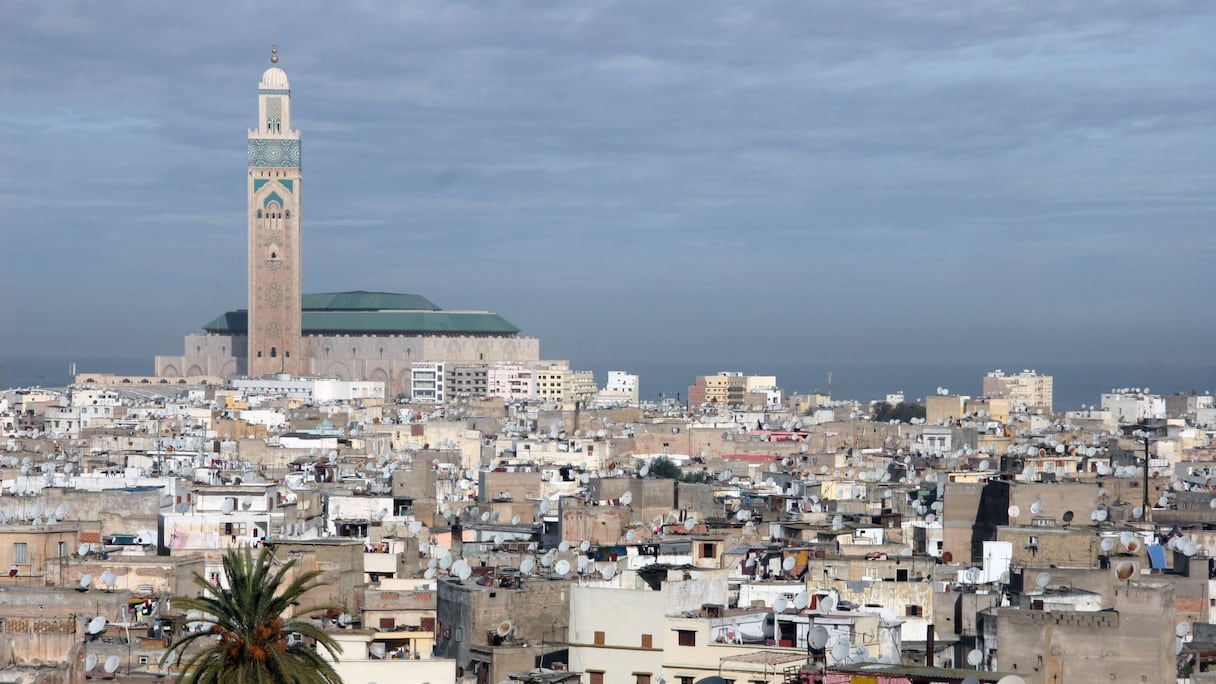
[247,46,305,377]
[983,370,1053,413]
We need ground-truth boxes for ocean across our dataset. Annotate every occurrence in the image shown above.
[2,355,1212,412]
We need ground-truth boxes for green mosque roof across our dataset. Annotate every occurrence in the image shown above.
[202,291,520,335]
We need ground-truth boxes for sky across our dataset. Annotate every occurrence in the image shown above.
[1,1,1214,373]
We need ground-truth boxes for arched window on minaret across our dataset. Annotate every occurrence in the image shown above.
[257,209,263,219]
[270,347,277,358]
[275,118,282,133]
[266,118,273,133]
[285,210,291,219]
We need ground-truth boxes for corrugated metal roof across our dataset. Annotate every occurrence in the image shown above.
[203,309,520,335]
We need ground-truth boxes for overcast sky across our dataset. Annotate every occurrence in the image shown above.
[1,1,1213,370]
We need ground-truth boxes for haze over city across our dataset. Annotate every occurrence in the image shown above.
[1,2,1214,382]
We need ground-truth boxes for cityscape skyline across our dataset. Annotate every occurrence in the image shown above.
[2,2,1215,370]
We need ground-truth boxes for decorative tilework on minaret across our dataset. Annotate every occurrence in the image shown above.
[247,46,306,377]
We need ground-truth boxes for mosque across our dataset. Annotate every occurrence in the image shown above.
[155,49,539,395]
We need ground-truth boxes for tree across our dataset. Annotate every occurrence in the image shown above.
[871,401,926,423]
[163,546,343,684]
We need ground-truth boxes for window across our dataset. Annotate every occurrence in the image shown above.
[641,633,653,648]
[905,604,922,616]
[379,617,395,629]
[589,672,605,684]
[634,675,652,684]
[701,543,715,558]
[677,630,696,647]
[679,677,695,684]
[13,543,28,564]
[594,630,605,645]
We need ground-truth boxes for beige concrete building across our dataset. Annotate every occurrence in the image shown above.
[983,369,1054,413]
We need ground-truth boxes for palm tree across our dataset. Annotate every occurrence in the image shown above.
[163,545,343,683]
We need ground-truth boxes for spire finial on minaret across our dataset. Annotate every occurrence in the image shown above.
[271,44,279,64]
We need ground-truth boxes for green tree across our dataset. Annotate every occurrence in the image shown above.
[163,546,343,684]
[871,401,926,423]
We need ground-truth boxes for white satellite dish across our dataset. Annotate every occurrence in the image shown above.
[424,568,436,579]
[996,676,1027,684]
[493,534,505,547]
[830,640,849,663]
[86,616,105,634]
[454,560,472,581]
[558,540,571,553]
[496,620,513,638]
[683,518,696,532]
[539,499,552,515]
[794,591,810,610]
[1035,572,1051,588]
[520,557,535,575]
[221,499,234,513]
[85,653,98,670]
[439,557,452,571]
[103,656,120,674]
[639,464,650,478]
[735,509,749,522]
[773,596,789,612]
[782,556,796,573]
[579,539,591,552]
[101,570,118,590]
[540,552,555,568]
[76,543,89,557]
[54,504,68,519]
[820,593,838,613]
[554,559,571,577]
[967,649,983,666]
[626,529,636,541]
[1008,505,1021,519]
[1030,501,1043,515]
[1100,537,1115,552]
[1178,621,1192,637]
[620,491,633,506]
[80,574,93,591]
[601,564,617,580]
[808,625,830,650]
[577,556,589,573]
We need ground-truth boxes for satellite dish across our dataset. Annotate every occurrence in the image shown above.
[554,559,571,577]
[773,596,789,612]
[601,564,617,580]
[577,555,589,573]
[539,499,552,515]
[1030,501,1043,515]
[1100,537,1115,552]
[80,574,93,591]
[520,557,535,575]
[493,534,505,547]
[101,570,118,590]
[424,568,436,579]
[782,556,796,573]
[830,640,849,663]
[1178,621,1192,637]
[620,491,633,506]
[104,656,120,674]
[85,654,98,671]
[540,553,554,568]
[579,539,591,552]
[820,593,838,613]
[996,676,1027,684]
[683,519,696,532]
[626,529,637,541]
[967,649,983,666]
[808,625,830,650]
[1115,560,1137,580]
[511,515,521,526]
[480,511,490,522]
[86,616,105,634]
[455,560,472,581]
[1008,505,1021,519]
[76,543,89,557]
[1126,538,1141,553]
[735,509,750,522]
[794,591,810,610]
[496,620,513,637]
[639,464,650,478]
[1062,511,1074,523]
[439,556,452,571]
[558,540,571,553]
[1035,572,1051,588]
[221,499,234,514]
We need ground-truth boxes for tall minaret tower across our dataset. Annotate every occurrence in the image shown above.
[247,46,305,377]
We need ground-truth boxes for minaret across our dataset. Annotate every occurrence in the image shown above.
[247,46,305,377]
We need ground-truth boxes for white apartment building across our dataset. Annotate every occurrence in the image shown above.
[487,363,535,401]
[1101,390,1166,423]
[592,370,640,407]
[410,363,445,403]
[232,376,385,402]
